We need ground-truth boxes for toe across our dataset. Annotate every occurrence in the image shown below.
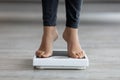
[78,50,85,59]
[35,50,40,57]
[69,52,78,58]
[36,50,45,58]
[75,52,80,58]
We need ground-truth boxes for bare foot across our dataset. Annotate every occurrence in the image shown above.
[63,27,85,59]
[36,27,58,58]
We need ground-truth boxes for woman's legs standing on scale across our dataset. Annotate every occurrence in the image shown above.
[36,0,85,58]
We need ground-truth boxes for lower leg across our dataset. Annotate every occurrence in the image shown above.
[65,0,82,28]
[36,0,58,58]
[64,0,85,58]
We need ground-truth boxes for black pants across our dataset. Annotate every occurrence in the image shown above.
[42,0,82,28]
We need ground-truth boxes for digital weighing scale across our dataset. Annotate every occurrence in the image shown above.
[33,49,89,69]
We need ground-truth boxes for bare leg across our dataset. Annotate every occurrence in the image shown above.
[63,27,85,58]
[36,26,58,58]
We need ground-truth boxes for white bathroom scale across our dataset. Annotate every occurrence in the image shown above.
[33,49,89,70]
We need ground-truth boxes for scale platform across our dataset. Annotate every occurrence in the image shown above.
[33,49,89,70]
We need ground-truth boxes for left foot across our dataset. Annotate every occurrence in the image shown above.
[63,27,85,59]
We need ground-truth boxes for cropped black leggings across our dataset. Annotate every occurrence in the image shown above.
[42,0,83,28]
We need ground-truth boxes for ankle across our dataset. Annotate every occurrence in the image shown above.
[63,27,80,44]
[42,26,58,42]
[43,27,57,34]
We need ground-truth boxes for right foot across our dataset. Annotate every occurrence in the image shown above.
[36,27,58,58]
